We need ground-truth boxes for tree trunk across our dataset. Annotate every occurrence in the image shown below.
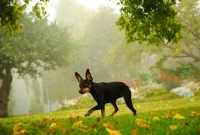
[0,67,12,117]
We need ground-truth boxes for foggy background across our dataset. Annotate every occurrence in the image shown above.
[9,0,124,116]
[8,0,200,116]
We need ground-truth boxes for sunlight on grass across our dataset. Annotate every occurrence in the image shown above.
[0,97,200,135]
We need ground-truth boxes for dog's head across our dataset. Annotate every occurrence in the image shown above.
[75,69,93,94]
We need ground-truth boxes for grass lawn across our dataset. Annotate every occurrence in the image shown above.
[0,96,200,135]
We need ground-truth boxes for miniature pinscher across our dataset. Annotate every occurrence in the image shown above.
[75,69,137,117]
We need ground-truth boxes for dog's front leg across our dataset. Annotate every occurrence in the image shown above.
[85,104,104,116]
[101,105,105,117]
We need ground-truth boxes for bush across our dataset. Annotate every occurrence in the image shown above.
[182,81,200,92]
[160,74,182,91]
[141,89,168,98]
[170,87,194,98]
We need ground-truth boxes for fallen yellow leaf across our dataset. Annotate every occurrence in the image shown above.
[135,118,146,125]
[153,117,160,121]
[72,121,83,128]
[170,125,177,130]
[103,122,114,130]
[13,123,21,133]
[20,129,29,134]
[135,118,149,129]
[49,122,57,130]
[106,128,122,135]
[173,114,185,119]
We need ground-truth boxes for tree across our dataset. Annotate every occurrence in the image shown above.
[117,0,182,45]
[148,0,200,80]
[110,0,200,74]
[82,6,121,80]
[149,0,200,62]
[0,14,76,117]
[0,0,49,35]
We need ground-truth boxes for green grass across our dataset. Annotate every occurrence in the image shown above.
[0,96,200,135]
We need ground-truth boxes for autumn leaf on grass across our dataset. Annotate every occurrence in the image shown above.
[19,129,29,134]
[13,123,21,133]
[173,114,185,119]
[170,125,177,130]
[153,117,160,121]
[49,122,57,130]
[181,123,189,128]
[72,121,83,128]
[49,122,66,133]
[135,118,149,129]
[103,122,114,130]
[106,128,122,135]
[13,123,29,135]
[191,111,200,116]
[131,129,137,135]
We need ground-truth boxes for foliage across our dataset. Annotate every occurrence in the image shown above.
[167,61,200,81]
[151,58,200,84]
[171,87,194,98]
[141,89,168,98]
[0,97,200,134]
[0,0,49,35]
[104,41,152,79]
[160,73,182,91]
[0,14,75,77]
[117,0,182,45]
[182,81,200,92]
[147,0,200,63]
[0,13,76,117]
[138,73,155,86]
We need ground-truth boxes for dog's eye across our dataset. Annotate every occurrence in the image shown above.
[84,84,88,87]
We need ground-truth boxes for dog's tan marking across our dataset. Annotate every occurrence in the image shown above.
[81,87,90,93]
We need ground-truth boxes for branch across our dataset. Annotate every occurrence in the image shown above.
[181,49,200,61]
[183,38,200,50]
[166,44,200,61]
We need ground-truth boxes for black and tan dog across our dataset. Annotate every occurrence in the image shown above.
[75,69,137,117]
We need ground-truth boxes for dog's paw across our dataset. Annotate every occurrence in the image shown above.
[84,113,90,117]
[133,110,137,116]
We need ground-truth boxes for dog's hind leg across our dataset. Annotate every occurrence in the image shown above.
[122,90,137,116]
[109,101,119,117]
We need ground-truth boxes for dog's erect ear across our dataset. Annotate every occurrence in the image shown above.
[75,72,83,83]
[85,69,93,81]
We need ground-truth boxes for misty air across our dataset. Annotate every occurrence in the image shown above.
[0,0,200,134]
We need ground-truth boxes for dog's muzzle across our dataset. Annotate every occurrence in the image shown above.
[79,90,84,94]
[79,87,90,94]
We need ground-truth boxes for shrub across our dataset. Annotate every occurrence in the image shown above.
[141,89,168,98]
[160,74,182,91]
[182,81,200,92]
[170,87,194,98]
[138,73,155,86]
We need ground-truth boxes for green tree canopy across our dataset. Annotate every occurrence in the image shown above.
[0,0,49,35]
[117,0,182,45]
[0,14,76,117]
